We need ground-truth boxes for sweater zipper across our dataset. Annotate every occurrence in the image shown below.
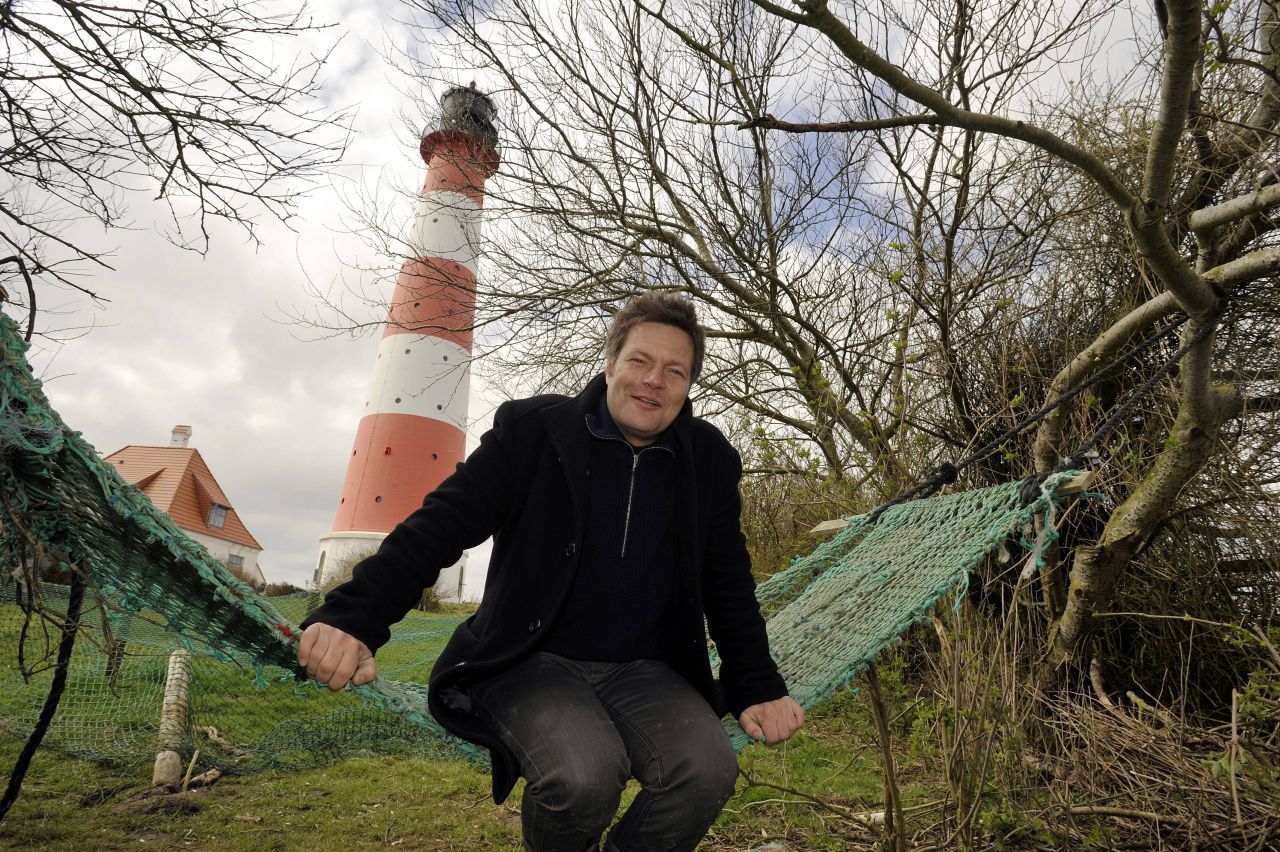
[583,414,673,559]
[620,450,640,557]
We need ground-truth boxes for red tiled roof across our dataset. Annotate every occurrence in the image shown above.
[103,445,263,550]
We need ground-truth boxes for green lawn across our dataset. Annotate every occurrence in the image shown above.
[0,602,471,772]
[2,595,925,849]
[0,683,911,850]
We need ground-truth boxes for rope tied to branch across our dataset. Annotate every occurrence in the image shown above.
[1016,315,1220,506]
[866,461,957,524]
[857,312,1213,523]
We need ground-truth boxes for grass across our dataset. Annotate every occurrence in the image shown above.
[2,596,933,849]
[0,749,523,850]
[8,594,1269,847]
[1,602,472,772]
[0,679,927,851]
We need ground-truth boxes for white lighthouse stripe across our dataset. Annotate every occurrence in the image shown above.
[363,334,473,428]
[406,190,482,277]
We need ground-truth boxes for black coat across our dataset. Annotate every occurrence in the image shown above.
[303,374,787,801]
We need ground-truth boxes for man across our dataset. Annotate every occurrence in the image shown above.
[300,292,803,851]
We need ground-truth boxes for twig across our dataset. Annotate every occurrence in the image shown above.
[815,694,926,787]
[1251,625,1280,672]
[1123,690,1181,729]
[461,793,490,811]
[0,565,85,821]
[738,768,876,829]
[1089,656,1127,721]
[1231,690,1243,829]
[1098,610,1258,637]
[1068,805,1190,825]
[0,255,36,341]
[865,663,906,852]
[181,749,200,793]
[1247,821,1278,851]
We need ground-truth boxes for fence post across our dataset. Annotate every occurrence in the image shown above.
[152,648,192,786]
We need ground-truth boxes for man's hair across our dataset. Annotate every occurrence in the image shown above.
[604,292,706,381]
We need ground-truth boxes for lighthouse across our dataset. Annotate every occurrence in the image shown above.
[316,86,500,599]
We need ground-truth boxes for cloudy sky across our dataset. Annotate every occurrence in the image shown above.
[6,1,1146,594]
[11,3,501,594]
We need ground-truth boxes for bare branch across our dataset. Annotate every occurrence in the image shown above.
[739,114,943,133]
[1143,0,1203,206]
[1204,246,1280,291]
[1189,182,1280,232]
[1031,292,1181,470]
[751,0,1136,208]
[0,0,351,314]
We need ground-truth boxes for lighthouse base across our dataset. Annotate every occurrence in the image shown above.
[315,531,466,603]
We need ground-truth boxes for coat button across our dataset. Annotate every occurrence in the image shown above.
[528,619,541,632]
[564,543,575,556]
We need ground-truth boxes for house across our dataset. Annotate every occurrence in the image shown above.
[104,425,265,586]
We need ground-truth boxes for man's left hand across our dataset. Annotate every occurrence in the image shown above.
[738,696,804,745]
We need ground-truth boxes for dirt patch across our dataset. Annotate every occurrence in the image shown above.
[78,783,135,808]
[111,787,207,816]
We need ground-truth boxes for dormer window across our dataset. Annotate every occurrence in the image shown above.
[207,503,229,528]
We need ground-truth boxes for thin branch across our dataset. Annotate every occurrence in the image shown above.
[0,256,37,341]
[1203,246,1280,291]
[739,113,943,133]
[751,0,1136,208]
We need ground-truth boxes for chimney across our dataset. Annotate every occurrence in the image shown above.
[170,425,192,448]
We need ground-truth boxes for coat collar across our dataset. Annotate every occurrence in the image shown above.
[587,393,678,452]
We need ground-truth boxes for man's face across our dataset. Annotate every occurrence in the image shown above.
[604,321,695,447]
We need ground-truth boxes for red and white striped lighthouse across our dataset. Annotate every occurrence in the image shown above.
[316,86,499,598]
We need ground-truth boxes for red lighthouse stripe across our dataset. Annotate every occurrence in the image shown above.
[420,132,499,207]
[382,256,476,350]
[331,413,468,532]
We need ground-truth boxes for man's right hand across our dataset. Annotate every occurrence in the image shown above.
[297,623,377,691]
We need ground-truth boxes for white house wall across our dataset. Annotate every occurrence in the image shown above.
[183,528,264,586]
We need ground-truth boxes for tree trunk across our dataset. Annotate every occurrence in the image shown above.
[1049,355,1240,665]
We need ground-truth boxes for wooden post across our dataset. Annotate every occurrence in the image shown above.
[152,649,192,786]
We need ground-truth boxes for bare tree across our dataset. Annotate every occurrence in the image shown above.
[655,0,1280,670]
[342,0,1119,509]
[319,0,1280,693]
[0,0,350,322]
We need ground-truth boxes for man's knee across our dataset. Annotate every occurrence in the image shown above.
[665,732,739,806]
[527,751,630,820]
[693,736,740,806]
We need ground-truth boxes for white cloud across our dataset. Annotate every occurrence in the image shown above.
[13,6,503,594]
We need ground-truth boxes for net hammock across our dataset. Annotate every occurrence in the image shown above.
[0,309,1078,769]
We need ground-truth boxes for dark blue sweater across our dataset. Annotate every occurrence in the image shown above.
[539,399,677,661]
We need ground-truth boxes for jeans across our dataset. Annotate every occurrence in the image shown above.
[467,652,739,852]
